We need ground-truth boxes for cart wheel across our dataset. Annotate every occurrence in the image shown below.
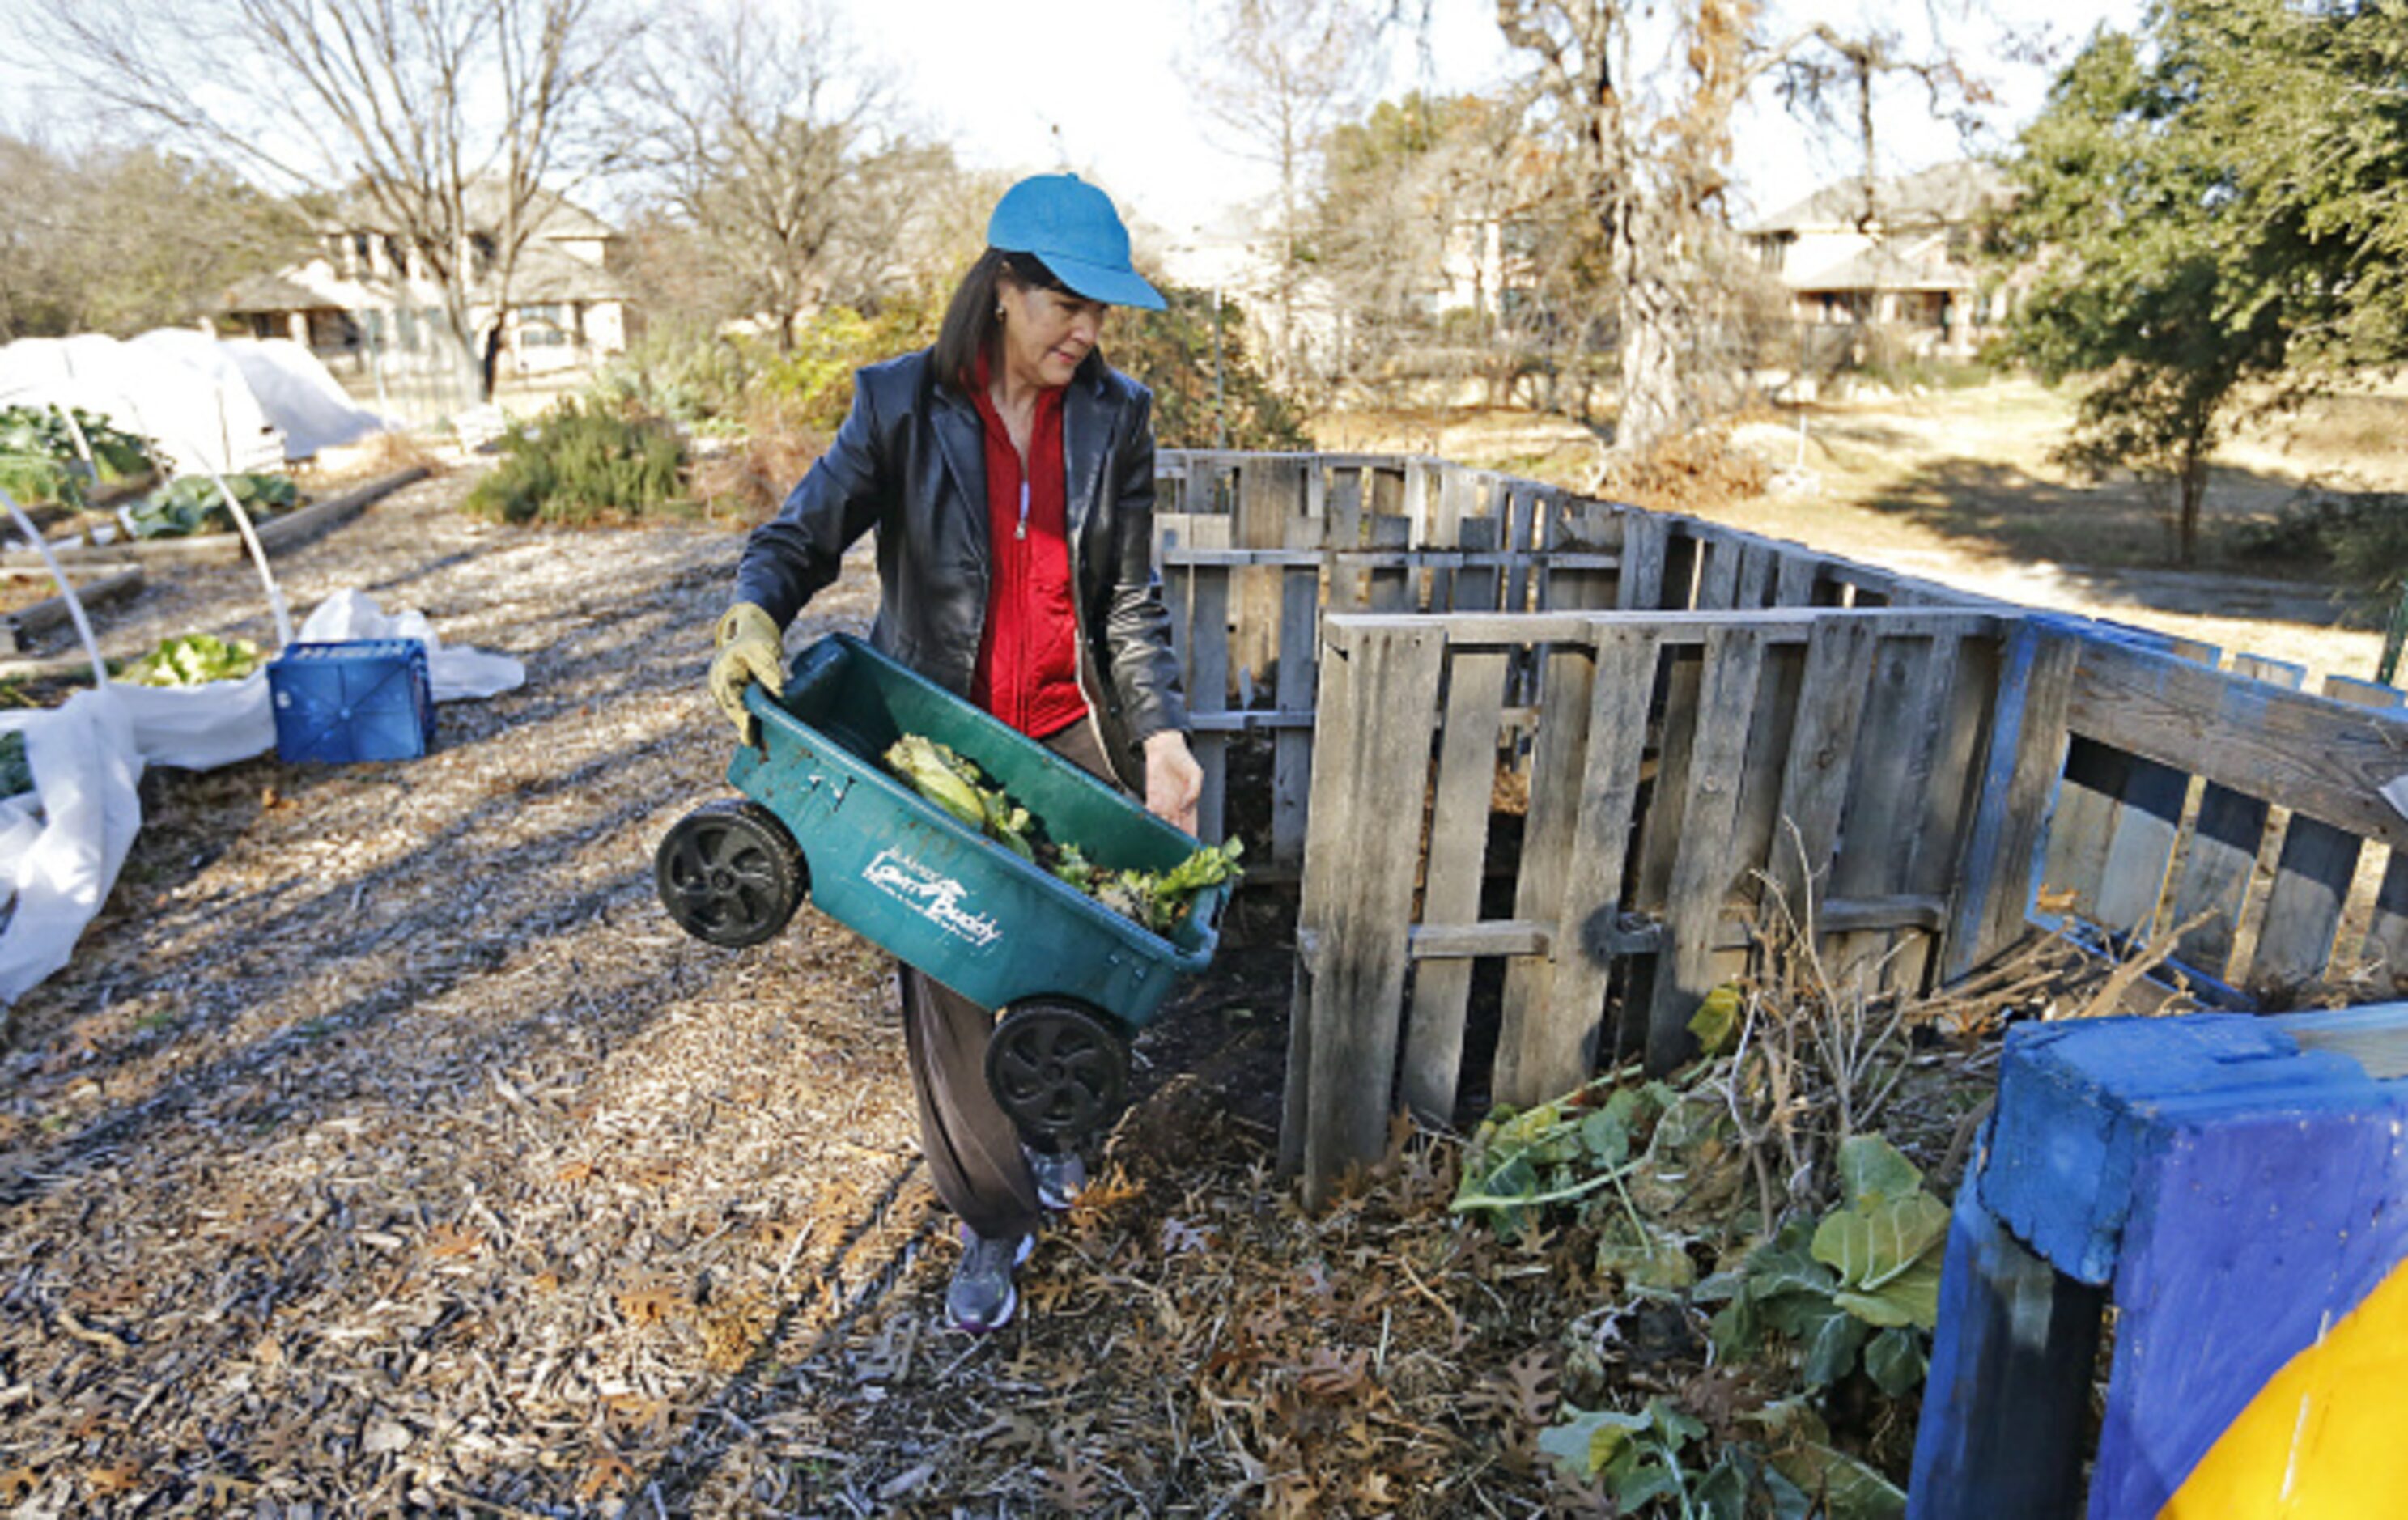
[655,800,807,948]
[986,1000,1130,1147]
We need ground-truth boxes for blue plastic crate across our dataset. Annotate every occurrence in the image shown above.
[269,639,435,763]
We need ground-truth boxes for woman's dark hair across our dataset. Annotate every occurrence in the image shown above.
[933,249,1104,393]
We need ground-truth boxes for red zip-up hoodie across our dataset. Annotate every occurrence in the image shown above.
[968,359,1091,739]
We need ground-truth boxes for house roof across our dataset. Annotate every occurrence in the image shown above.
[328,176,618,242]
[223,271,342,312]
[1748,159,2009,236]
[508,242,627,303]
[222,241,628,316]
[1783,231,1976,296]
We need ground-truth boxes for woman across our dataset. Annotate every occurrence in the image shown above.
[706,173,1202,1334]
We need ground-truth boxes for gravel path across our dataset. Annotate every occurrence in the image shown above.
[0,473,966,1515]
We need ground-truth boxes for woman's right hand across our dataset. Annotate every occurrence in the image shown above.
[708,602,785,745]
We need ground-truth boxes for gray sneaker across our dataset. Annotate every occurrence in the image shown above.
[1025,1145,1086,1212]
[946,1228,1034,1334]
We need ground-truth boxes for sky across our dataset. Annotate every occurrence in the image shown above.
[839,0,2147,281]
[0,0,2143,280]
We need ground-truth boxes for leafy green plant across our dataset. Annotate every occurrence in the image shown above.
[2231,488,2408,601]
[121,633,263,686]
[1540,1397,1817,1518]
[0,730,29,798]
[0,405,156,487]
[1453,1075,1671,1242]
[1700,1134,1945,1396]
[126,472,299,538]
[0,453,87,510]
[464,401,687,526]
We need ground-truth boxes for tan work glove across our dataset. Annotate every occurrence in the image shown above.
[708,601,785,745]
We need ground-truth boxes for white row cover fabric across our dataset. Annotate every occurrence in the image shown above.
[298,588,526,703]
[0,330,385,477]
[0,591,525,1002]
[222,338,388,461]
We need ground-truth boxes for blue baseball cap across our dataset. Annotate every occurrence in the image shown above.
[987,173,1166,312]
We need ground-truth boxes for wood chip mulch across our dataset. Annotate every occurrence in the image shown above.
[0,473,1599,1517]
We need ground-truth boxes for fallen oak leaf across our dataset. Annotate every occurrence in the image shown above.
[575,1451,635,1505]
[1040,1458,1106,1514]
[424,1224,486,1260]
[82,1462,141,1497]
[1297,1346,1371,1401]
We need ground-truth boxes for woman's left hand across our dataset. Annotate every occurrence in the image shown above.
[1142,730,1203,836]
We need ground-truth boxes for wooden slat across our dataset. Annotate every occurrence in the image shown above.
[1495,642,1599,1103]
[1635,643,1705,910]
[1909,1174,2107,1514]
[1322,608,2002,648]
[1826,631,1952,991]
[1529,625,1658,1085]
[1773,550,1823,607]
[2167,654,2303,979]
[1646,625,1770,1069]
[1767,617,1880,919]
[1445,517,1501,613]
[1911,635,2006,906]
[1365,515,1413,611]
[1734,541,1777,610]
[2039,737,2129,917]
[2085,638,2220,940]
[1293,621,1446,1204]
[1399,648,1510,1123]
[2246,673,2392,994]
[2068,634,2408,852]
[1658,529,1701,611]
[1726,639,1807,911]
[1693,534,1741,610]
[2351,669,2408,994]
[1617,512,1667,611]
[1272,554,1320,873]
[1187,567,1230,846]
[1944,623,2080,980]
[1504,485,1539,614]
[1408,921,1551,959]
[1326,468,1365,610]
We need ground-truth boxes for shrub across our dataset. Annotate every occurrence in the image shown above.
[589,328,762,433]
[2231,488,2408,601]
[754,299,943,435]
[465,402,688,526]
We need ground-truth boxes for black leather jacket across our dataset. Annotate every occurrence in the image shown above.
[733,348,1188,792]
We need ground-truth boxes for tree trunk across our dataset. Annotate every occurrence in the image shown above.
[1616,269,1684,458]
[2176,441,2207,566]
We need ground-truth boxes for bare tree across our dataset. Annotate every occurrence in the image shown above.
[1495,0,1987,459]
[1185,0,1388,390]
[622,0,915,347]
[27,0,637,400]
[0,132,314,342]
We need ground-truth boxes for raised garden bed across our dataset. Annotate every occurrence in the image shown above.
[0,466,430,571]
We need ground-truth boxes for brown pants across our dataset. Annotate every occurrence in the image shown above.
[901,715,1116,1242]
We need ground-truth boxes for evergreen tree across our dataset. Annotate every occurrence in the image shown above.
[1999,0,2408,563]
